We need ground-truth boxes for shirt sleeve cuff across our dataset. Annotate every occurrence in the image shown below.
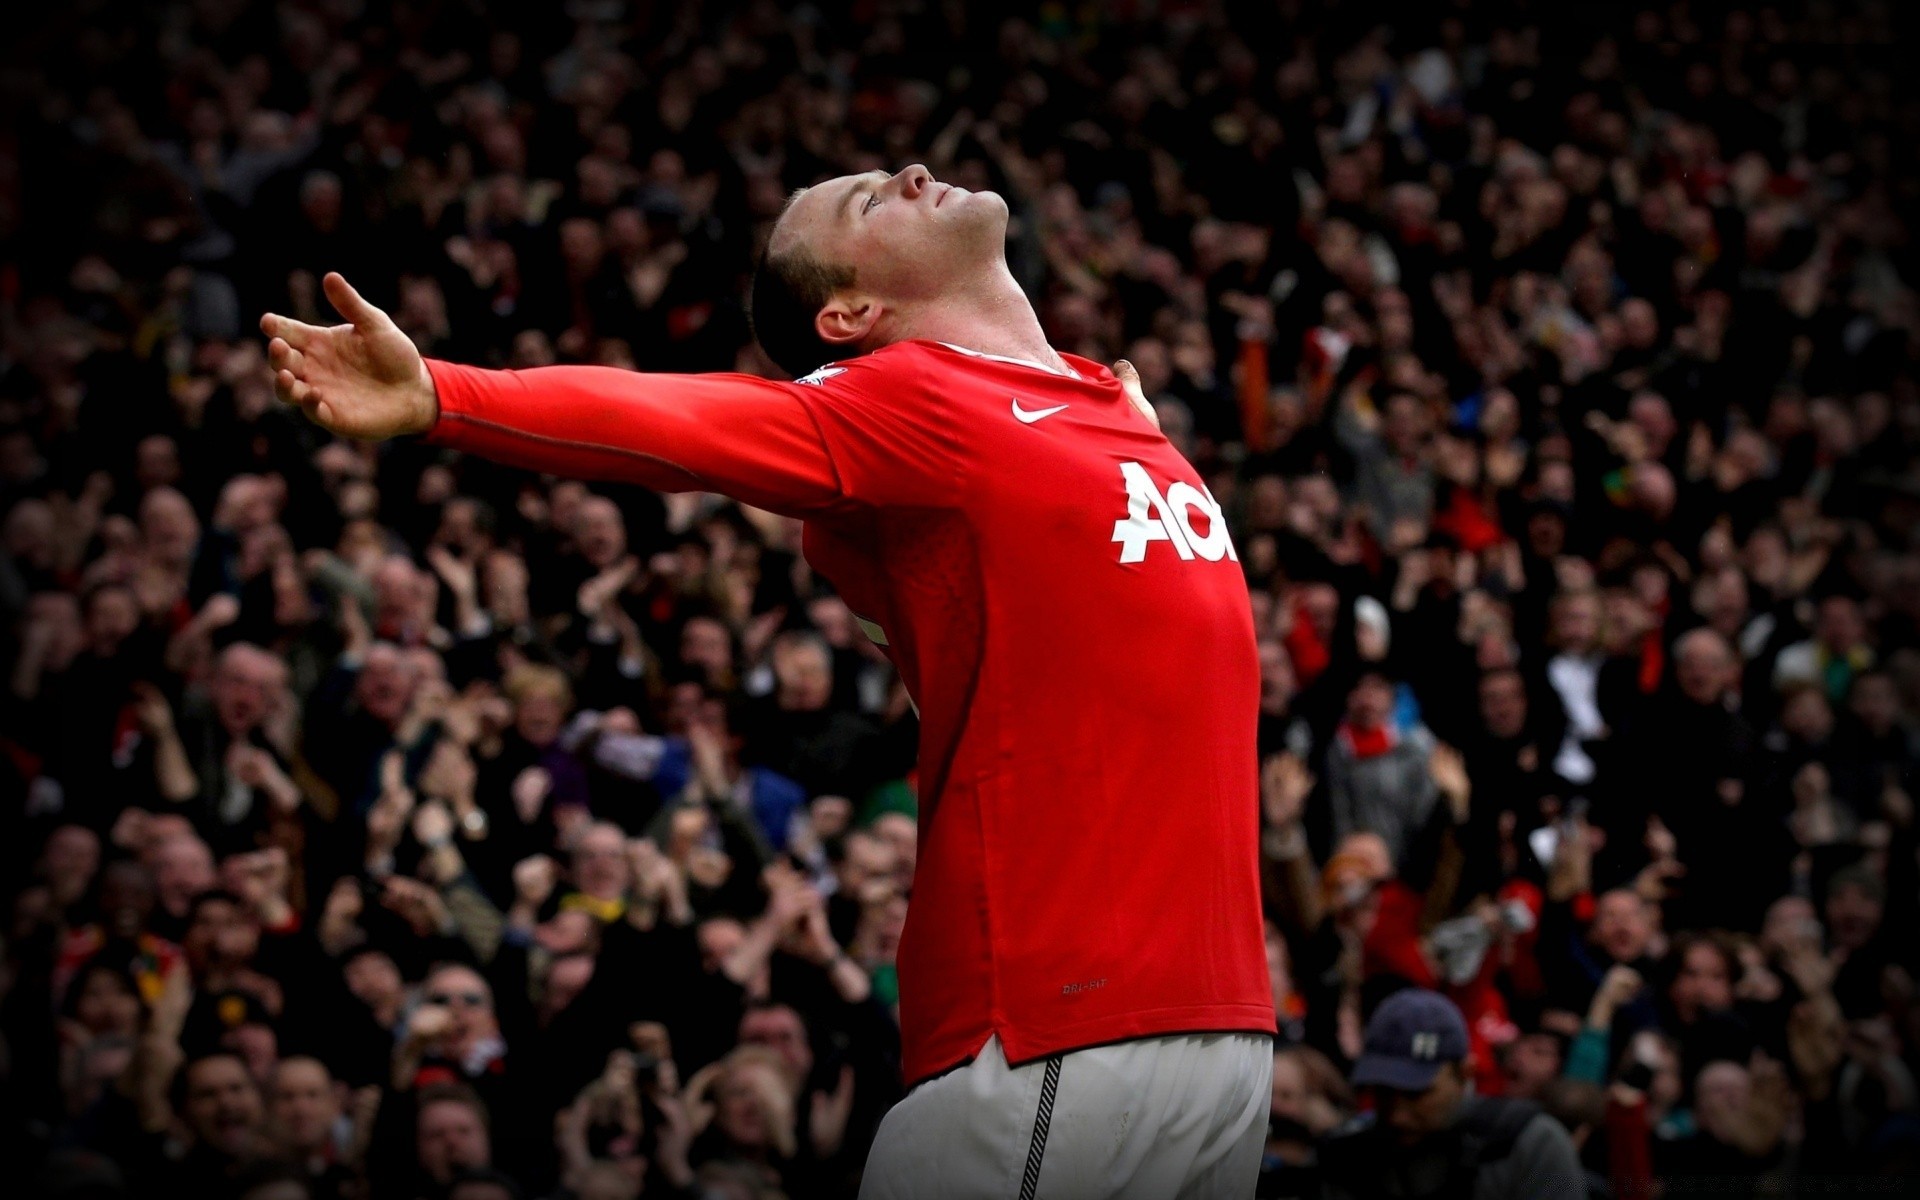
[421,359,478,448]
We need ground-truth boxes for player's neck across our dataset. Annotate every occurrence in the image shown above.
[889,269,1069,375]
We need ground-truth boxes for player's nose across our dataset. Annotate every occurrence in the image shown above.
[894,164,933,199]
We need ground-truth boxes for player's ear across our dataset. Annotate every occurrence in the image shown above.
[816,294,878,348]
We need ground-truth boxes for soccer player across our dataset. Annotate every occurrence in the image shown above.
[262,164,1275,1198]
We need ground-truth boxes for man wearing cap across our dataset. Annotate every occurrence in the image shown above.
[1316,989,1582,1199]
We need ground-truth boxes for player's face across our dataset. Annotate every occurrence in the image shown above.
[775,164,1008,323]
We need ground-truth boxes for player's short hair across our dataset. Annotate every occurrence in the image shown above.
[750,242,856,378]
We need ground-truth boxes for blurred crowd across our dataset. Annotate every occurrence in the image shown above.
[3,0,1919,1197]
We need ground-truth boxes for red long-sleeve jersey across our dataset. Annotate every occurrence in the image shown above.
[424,339,1276,1084]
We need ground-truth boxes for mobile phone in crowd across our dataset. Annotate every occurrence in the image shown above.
[1528,797,1591,868]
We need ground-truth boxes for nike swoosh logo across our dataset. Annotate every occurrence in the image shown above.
[1011,399,1069,424]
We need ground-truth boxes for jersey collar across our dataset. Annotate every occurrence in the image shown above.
[935,341,1083,381]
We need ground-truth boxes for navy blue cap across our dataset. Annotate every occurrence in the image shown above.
[1351,988,1470,1091]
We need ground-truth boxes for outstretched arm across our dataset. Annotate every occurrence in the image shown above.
[266,273,1160,514]
[263,273,847,516]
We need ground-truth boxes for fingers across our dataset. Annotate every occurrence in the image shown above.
[267,336,305,375]
[323,271,386,330]
[274,368,312,407]
[1112,358,1161,430]
[260,311,325,350]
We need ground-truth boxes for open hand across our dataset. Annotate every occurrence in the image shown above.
[1260,753,1315,829]
[1429,744,1472,822]
[262,272,439,440]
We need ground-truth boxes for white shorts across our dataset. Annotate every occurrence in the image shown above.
[859,1031,1273,1200]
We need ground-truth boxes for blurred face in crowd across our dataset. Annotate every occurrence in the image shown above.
[42,824,99,907]
[373,555,427,628]
[417,1097,490,1183]
[1779,687,1833,744]
[1694,1062,1751,1146]
[153,836,217,918]
[300,171,343,231]
[484,550,531,626]
[344,950,404,1022]
[1551,591,1601,654]
[1299,583,1341,636]
[1258,640,1296,715]
[1674,629,1735,706]
[1381,393,1430,455]
[135,430,181,487]
[1826,880,1884,953]
[1502,1033,1562,1099]
[435,498,490,557]
[514,680,570,747]
[217,476,277,534]
[1761,896,1821,956]
[739,1005,812,1085]
[68,1037,134,1119]
[1743,524,1790,588]
[1374,1061,1468,1146]
[1630,563,1669,611]
[1628,391,1676,452]
[572,496,627,568]
[71,965,143,1037]
[213,644,279,737]
[356,644,418,726]
[1270,1051,1312,1128]
[773,638,833,712]
[837,831,898,903]
[1591,889,1653,964]
[1346,674,1394,732]
[226,1020,279,1084]
[1600,591,1649,654]
[1478,670,1528,740]
[269,1056,341,1155]
[419,739,477,801]
[422,965,499,1053]
[541,953,594,1020]
[1671,941,1735,1019]
[139,487,200,565]
[714,1055,789,1152]
[1814,595,1864,653]
[184,894,260,974]
[23,593,82,669]
[698,917,747,975]
[682,616,733,677]
[1695,569,1749,640]
[1849,673,1900,736]
[770,164,1012,353]
[98,860,156,938]
[5,499,53,566]
[183,1053,266,1158]
[872,812,918,883]
[83,585,139,653]
[1257,916,1292,995]
[573,823,632,900]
